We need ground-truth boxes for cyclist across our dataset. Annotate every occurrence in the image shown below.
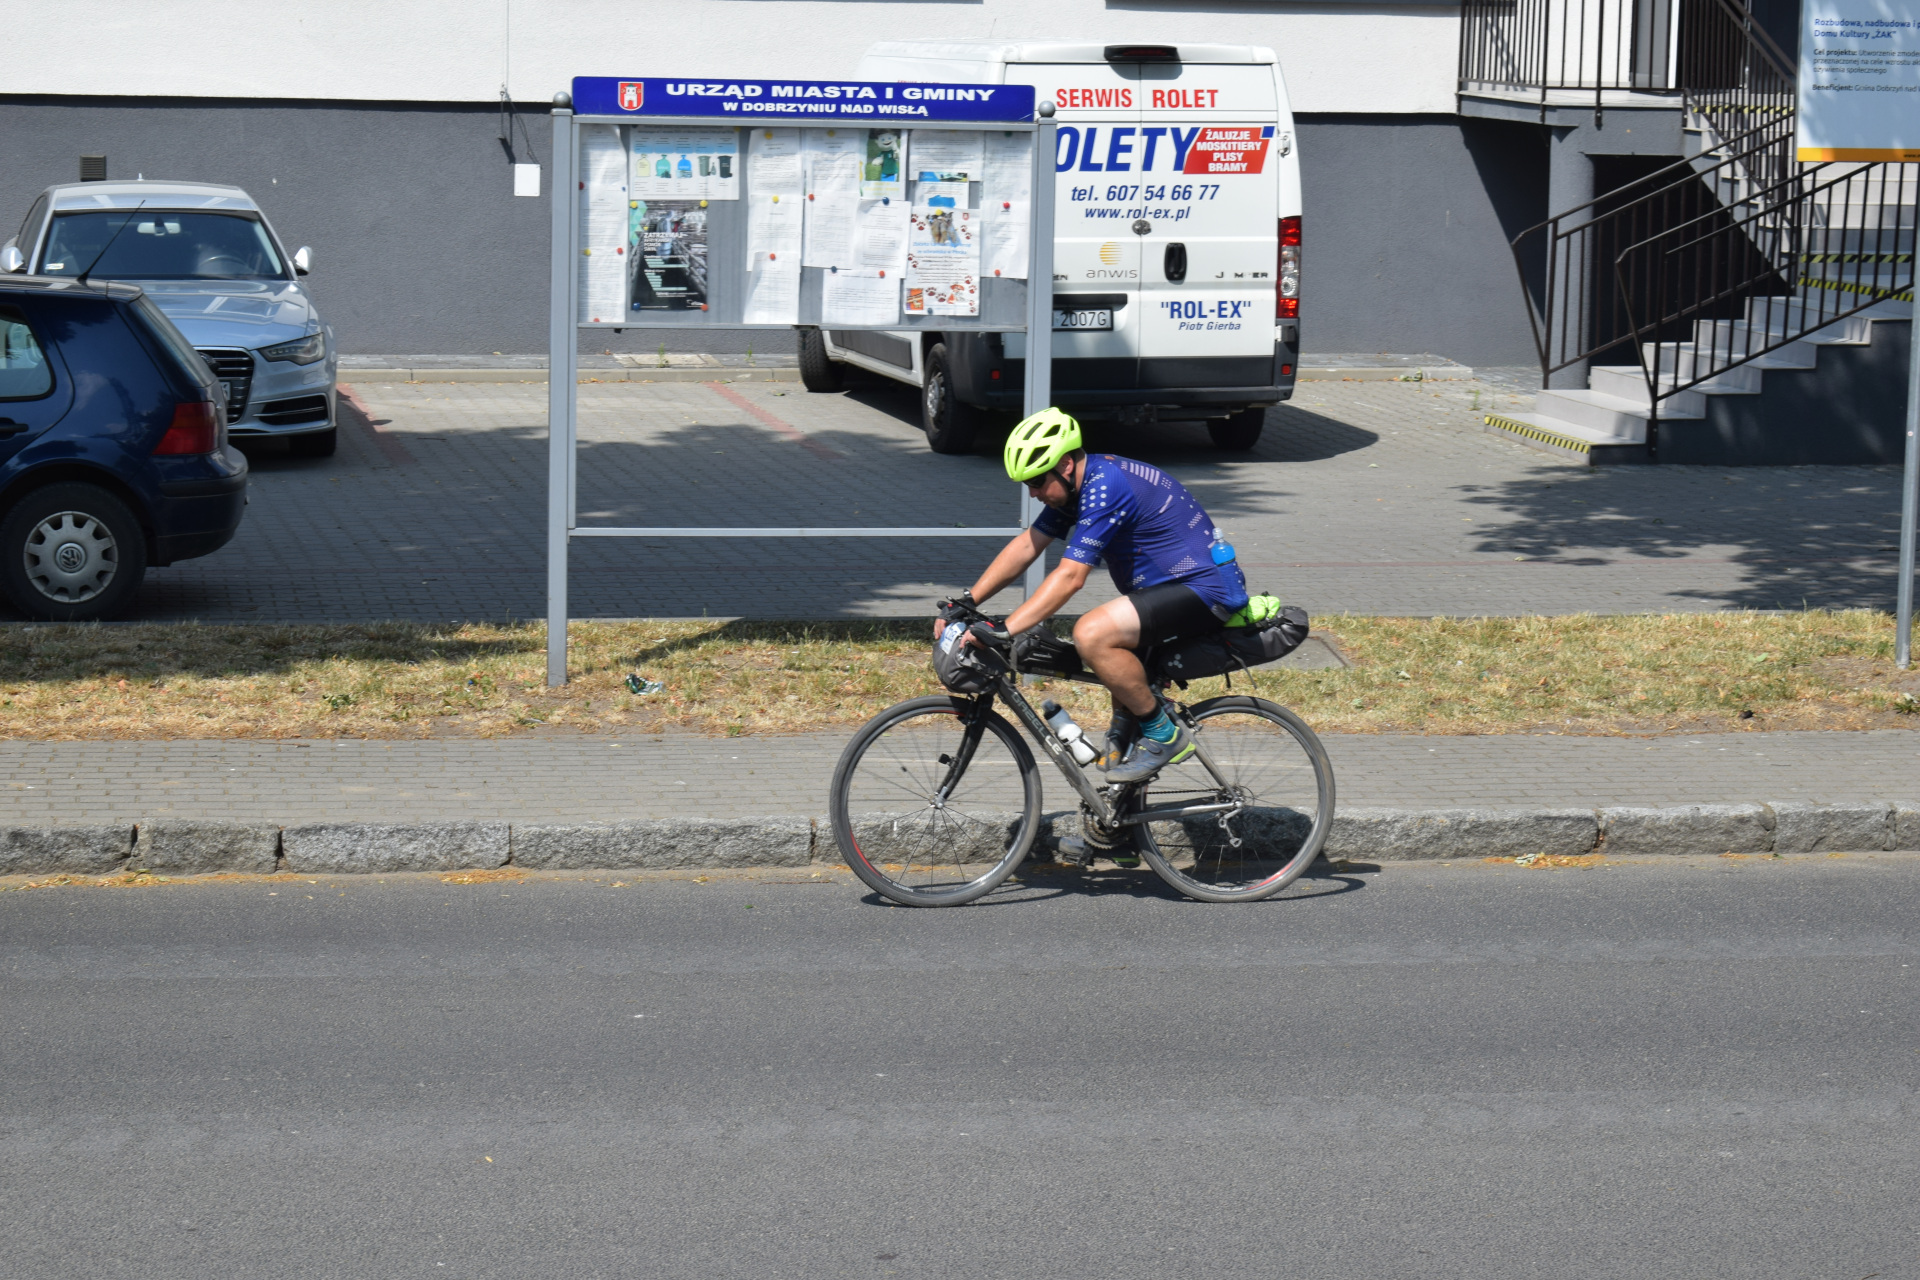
[940,407,1250,783]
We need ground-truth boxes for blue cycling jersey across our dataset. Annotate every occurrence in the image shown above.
[1031,454,1249,614]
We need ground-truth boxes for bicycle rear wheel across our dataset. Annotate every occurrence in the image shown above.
[1130,696,1334,903]
[830,694,1042,907]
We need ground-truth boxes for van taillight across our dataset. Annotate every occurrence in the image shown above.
[155,400,218,455]
[1277,217,1301,320]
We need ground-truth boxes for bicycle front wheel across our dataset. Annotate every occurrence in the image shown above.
[1131,696,1334,903]
[829,695,1042,907]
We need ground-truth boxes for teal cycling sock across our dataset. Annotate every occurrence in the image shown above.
[1139,706,1177,744]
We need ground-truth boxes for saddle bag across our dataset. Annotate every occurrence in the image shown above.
[1152,598,1310,686]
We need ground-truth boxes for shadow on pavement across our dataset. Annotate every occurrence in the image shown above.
[1460,463,1907,611]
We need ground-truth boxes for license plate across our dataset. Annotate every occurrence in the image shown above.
[1052,308,1112,331]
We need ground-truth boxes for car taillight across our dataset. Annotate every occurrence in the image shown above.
[155,400,219,455]
[1277,216,1301,320]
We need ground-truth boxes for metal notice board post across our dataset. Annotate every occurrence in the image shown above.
[1795,4,1920,665]
[545,76,1057,684]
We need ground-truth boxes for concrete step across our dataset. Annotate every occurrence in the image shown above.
[1641,345,1811,390]
[1480,411,1648,462]
[1584,366,1718,409]
[1535,388,1700,438]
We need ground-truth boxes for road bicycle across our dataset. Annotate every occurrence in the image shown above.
[827,607,1335,906]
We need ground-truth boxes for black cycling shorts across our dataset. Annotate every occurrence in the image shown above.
[1129,583,1224,651]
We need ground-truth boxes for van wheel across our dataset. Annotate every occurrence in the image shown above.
[921,343,983,455]
[1208,407,1266,451]
[798,329,845,393]
[290,427,337,458]
[0,482,149,621]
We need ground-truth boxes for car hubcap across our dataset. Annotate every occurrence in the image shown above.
[924,372,944,430]
[25,511,117,603]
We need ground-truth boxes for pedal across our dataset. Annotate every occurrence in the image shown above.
[1054,836,1095,867]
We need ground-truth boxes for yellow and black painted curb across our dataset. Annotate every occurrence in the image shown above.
[1483,413,1592,455]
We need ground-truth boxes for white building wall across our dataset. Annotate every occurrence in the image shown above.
[6,0,1460,115]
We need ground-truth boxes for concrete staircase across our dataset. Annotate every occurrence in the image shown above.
[1484,293,1913,465]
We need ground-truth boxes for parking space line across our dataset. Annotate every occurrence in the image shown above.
[336,384,417,466]
[702,381,845,461]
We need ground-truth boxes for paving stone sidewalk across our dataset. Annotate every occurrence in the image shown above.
[3,730,1913,827]
[77,375,1907,623]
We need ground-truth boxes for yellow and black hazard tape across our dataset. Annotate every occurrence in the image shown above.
[1800,252,1913,265]
[1484,414,1592,455]
[1795,275,1915,302]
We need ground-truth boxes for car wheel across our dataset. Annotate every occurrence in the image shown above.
[797,329,845,393]
[1208,406,1266,451]
[290,427,338,458]
[921,342,983,455]
[0,482,148,621]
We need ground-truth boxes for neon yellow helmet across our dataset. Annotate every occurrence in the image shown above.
[1003,407,1083,482]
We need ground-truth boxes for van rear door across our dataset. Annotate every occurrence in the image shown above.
[1134,63,1279,386]
[999,61,1142,385]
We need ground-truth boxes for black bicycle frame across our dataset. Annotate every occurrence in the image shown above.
[965,644,1243,830]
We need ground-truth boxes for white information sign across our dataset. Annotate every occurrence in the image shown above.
[1796,0,1920,162]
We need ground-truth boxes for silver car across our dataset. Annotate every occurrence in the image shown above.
[2,181,338,457]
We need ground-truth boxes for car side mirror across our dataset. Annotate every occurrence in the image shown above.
[293,246,313,275]
[0,245,25,274]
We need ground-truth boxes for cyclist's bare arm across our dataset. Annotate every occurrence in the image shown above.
[933,528,1055,638]
[1003,559,1090,634]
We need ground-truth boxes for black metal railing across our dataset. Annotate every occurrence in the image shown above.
[1615,161,1918,453]
[1510,114,1796,377]
[1460,0,1679,113]
[1678,0,1797,145]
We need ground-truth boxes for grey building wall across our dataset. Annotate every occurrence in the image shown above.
[1295,113,1547,367]
[1,96,1548,366]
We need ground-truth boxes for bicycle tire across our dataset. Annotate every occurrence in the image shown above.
[1130,696,1334,903]
[830,694,1042,907]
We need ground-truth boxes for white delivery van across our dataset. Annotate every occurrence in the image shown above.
[799,41,1302,454]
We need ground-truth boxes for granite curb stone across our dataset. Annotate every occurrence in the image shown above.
[281,823,509,873]
[0,826,133,875]
[1324,807,1598,861]
[513,818,814,869]
[1600,804,1774,856]
[1767,801,1895,855]
[2,804,1917,877]
[134,821,281,874]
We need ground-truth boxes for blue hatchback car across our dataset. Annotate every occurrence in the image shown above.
[0,276,247,620]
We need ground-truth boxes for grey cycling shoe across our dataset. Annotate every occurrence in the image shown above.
[1095,710,1141,772]
[1104,724,1197,784]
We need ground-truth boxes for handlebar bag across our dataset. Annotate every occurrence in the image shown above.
[1012,624,1086,679]
[932,620,994,693]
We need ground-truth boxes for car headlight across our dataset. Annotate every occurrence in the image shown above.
[259,332,327,365]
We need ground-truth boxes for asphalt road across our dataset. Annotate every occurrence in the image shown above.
[4,856,1917,1279]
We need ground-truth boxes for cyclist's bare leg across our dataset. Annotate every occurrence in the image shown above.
[1072,598,1157,717]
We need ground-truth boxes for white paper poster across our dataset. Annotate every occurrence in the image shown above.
[915,180,970,212]
[748,128,805,192]
[804,195,859,269]
[911,130,984,182]
[630,126,739,201]
[854,198,910,274]
[746,192,804,269]
[980,199,1030,280]
[742,251,801,325]
[805,128,865,193]
[861,129,909,199]
[982,131,1033,204]
[577,124,631,324]
[904,204,979,316]
[822,270,900,326]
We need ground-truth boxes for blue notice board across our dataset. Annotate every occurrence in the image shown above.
[572,76,1036,124]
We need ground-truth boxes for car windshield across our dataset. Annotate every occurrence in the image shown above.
[40,210,285,281]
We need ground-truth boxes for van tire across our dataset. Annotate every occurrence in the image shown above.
[921,343,983,455]
[798,329,845,393]
[0,482,149,621]
[1208,407,1266,451]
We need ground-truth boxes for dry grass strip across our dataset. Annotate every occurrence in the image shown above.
[0,611,1912,740]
